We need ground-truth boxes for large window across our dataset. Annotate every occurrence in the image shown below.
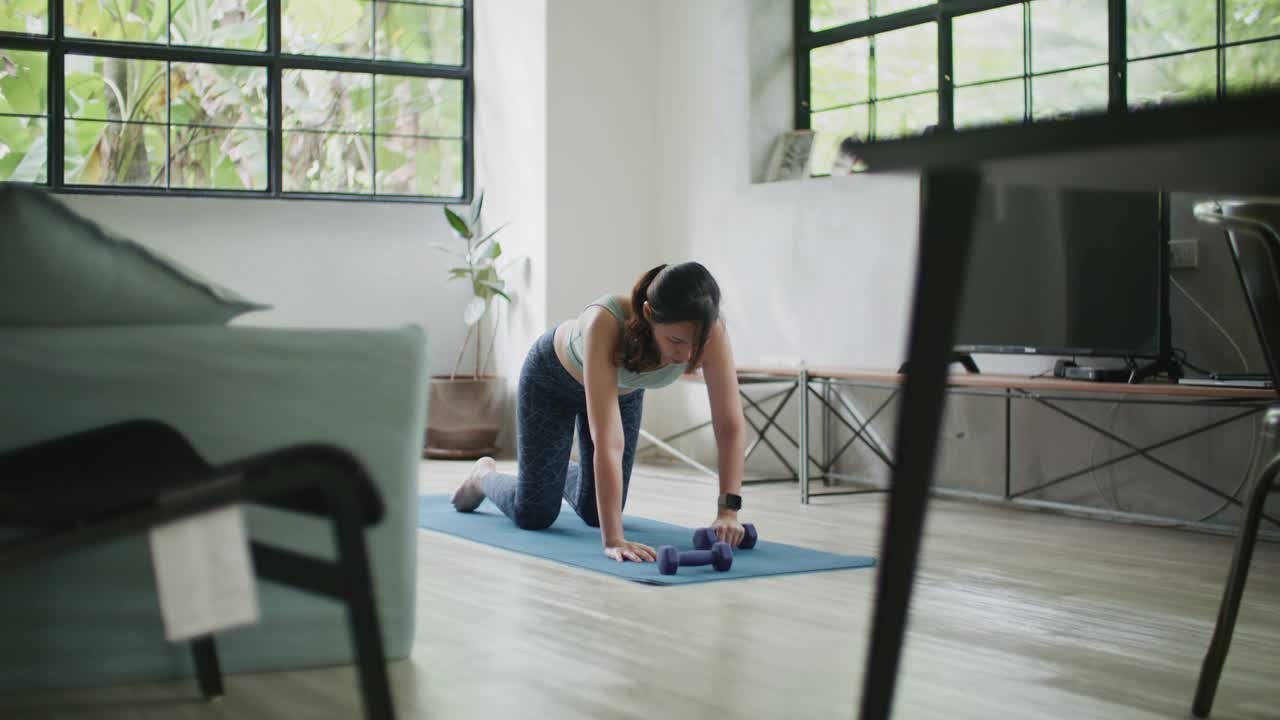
[1,0,471,201]
[800,0,1280,175]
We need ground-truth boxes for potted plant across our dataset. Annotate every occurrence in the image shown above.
[424,191,515,459]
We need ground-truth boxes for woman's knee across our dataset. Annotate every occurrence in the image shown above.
[513,503,560,531]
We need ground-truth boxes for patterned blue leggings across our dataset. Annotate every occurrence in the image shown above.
[482,328,645,530]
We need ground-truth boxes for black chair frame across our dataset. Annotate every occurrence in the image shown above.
[1191,200,1280,718]
[0,420,396,720]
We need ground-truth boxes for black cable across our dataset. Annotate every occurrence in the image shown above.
[1172,347,1214,376]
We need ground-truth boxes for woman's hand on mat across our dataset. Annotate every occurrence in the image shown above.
[709,513,745,547]
[604,538,657,563]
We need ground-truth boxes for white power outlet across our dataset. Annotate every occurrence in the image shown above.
[1169,238,1199,269]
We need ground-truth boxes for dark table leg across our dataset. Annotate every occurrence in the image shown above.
[858,167,981,720]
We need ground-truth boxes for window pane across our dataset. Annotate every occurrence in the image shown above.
[876,23,937,97]
[956,79,1024,129]
[1227,0,1280,43]
[1128,50,1217,108]
[1032,66,1108,119]
[172,0,268,51]
[376,136,461,196]
[876,0,934,16]
[65,0,166,44]
[1127,0,1216,58]
[0,115,47,183]
[17,0,467,199]
[282,0,372,58]
[875,91,936,139]
[171,126,267,190]
[64,55,166,124]
[810,104,869,175]
[810,0,869,30]
[2,0,47,34]
[954,5,1024,85]
[1031,0,1108,73]
[375,75,461,136]
[172,63,268,128]
[283,70,373,132]
[376,2,463,66]
[282,131,372,193]
[1227,39,1280,95]
[0,49,48,115]
[811,37,870,110]
[64,119,166,186]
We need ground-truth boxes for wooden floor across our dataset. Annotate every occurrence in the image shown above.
[4,459,1278,719]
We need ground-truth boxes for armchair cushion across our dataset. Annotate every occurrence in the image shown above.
[0,185,267,326]
[0,324,429,690]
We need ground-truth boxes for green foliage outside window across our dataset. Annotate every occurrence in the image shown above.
[0,0,467,198]
[805,0,1280,175]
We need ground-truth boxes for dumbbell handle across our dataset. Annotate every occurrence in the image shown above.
[658,542,733,575]
[694,523,758,550]
[678,549,719,567]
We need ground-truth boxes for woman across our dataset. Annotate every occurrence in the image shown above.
[451,262,747,563]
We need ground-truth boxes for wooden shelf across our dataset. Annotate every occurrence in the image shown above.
[716,366,1278,400]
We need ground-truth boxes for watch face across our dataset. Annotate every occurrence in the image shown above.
[720,493,742,510]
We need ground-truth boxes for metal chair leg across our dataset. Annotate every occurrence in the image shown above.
[190,635,224,699]
[1193,455,1279,717]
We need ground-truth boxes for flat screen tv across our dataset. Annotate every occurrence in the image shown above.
[953,184,1168,361]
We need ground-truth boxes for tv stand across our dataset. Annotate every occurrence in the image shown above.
[899,352,979,375]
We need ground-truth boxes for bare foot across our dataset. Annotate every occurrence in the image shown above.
[451,456,495,512]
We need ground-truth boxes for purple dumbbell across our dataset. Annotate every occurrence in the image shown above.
[693,523,758,551]
[657,541,733,575]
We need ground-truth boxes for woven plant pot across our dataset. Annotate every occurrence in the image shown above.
[424,375,505,459]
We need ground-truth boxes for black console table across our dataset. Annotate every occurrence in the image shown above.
[849,93,1280,720]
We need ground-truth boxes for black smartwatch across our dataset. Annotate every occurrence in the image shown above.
[717,493,742,511]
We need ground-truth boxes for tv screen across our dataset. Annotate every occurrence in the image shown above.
[954,184,1165,359]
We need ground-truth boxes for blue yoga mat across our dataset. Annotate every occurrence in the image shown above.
[417,494,876,585]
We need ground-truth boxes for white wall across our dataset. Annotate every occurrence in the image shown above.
[474,0,549,454]
[63,195,471,375]
[545,0,665,325]
[643,0,922,447]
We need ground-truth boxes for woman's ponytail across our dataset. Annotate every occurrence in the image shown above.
[618,264,667,371]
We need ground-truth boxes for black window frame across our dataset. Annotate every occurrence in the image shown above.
[0,0,473,204]
[796,0,1280,167]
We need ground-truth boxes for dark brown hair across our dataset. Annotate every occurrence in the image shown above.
[617,262,721,372]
